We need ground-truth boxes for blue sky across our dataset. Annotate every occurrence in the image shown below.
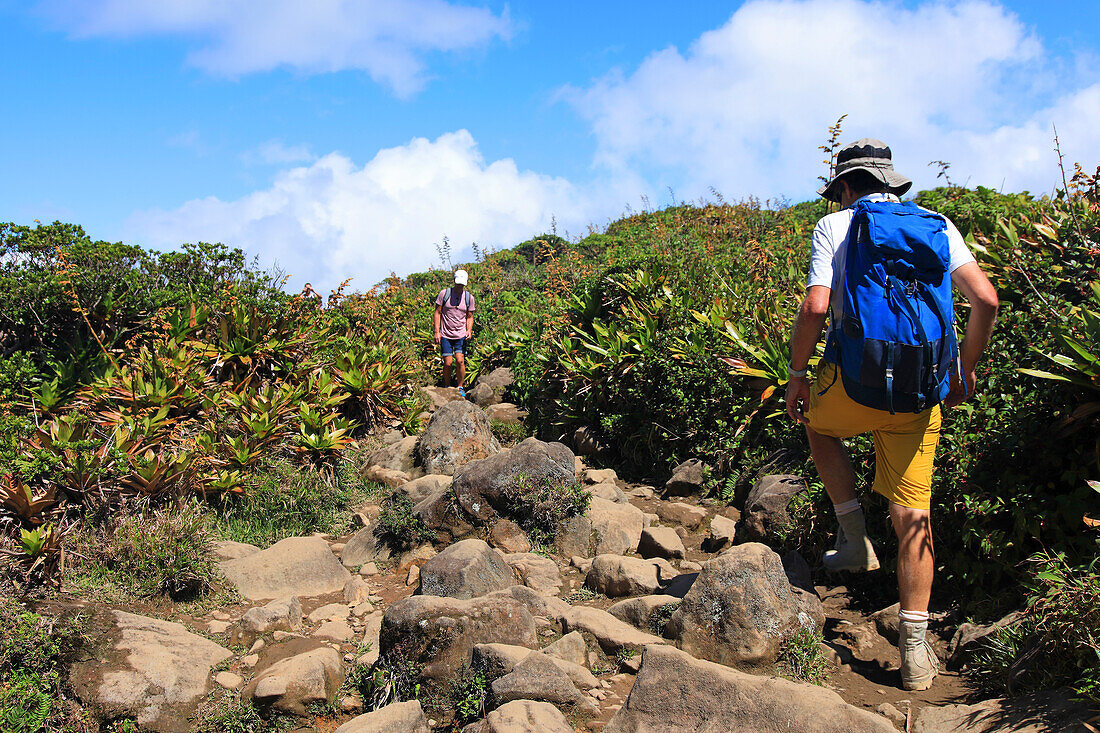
[2,0,1099,291]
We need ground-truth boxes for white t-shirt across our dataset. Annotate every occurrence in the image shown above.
[806,193,975,334]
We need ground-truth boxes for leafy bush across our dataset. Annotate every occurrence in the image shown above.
[490,419,528,447]
[449,665,489,725]
[649,601,680,637]
[0,596,84,733]
[194,692,269,733]
[374,493,434,551]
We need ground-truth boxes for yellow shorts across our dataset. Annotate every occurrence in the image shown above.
[805,362,940,511]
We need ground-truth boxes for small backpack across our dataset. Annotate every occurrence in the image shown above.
[823,199,961,414]
[443,287,472,312]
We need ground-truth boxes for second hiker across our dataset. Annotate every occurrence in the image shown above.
[434,269,476,397]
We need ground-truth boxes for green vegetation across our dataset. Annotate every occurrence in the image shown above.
[374,492,435,550]
[649,601,680,637]
[777,625,829,686]
[504,472,590,546]
[449,664,490,725]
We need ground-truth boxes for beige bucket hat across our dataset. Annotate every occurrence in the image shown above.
[818,138,913,203]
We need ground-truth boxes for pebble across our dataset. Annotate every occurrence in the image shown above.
[214,672,243,690]
[876,702,906,725]
[330,542,345,554]
[340,695,364,714]
[249,639,265,653]
[240,654,259,668]
[273,631,304,641]
[211,611,231,621]
[406,565,420,586]
[359,562,379,577]
[207,620,231,634]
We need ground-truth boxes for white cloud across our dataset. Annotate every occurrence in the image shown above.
[127,130,589,291]
[565,0,1100,199]
[40,0,513,96]
[241,140,317,166]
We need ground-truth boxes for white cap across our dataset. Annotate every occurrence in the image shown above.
[454,269,469,285]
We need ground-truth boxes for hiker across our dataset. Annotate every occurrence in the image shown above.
[784,139,999,691]
[434,269,476,397]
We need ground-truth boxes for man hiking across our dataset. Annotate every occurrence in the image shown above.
[784,139,999,691]
[434,269,476,397]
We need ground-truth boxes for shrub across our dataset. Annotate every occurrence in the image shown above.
[489,419,528,447]
[194,692,268,733]
[374,493,434,551]
[502,473,590,546]
[70,502,219,600]
[649,602,680,637]
[449,664,489,725]
[777,624,829,686]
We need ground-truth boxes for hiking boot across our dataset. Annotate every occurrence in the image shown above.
[822,510,880,573]
[900,619,939,690]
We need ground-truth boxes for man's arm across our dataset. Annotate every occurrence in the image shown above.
[465,311,474,339]
[944,262,999,407]
[433,305,442,343]
[785,285,831,423]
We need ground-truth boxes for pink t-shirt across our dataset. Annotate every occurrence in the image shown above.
[435,288,475,339]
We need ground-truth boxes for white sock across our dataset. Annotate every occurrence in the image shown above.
[899,609,929,624]
[833,498,862,517]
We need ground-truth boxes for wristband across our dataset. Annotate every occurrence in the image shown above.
[787,364,808,379]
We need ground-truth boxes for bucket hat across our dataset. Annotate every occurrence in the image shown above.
[818,138,912,203]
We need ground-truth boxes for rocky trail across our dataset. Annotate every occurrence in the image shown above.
[54,374,1094,732]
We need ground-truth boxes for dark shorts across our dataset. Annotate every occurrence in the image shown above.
[440,337,466,357]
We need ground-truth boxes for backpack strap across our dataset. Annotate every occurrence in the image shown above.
[465,290,472,310]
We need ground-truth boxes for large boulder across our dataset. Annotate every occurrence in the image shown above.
[739,474,808,543]
[379,592,538,680]
[243,647,344,716]
[562,605,666,656]
[472,645,597,691]
[341,526,394,568]
[473,367,515,405]
[367,435,422,478]
[333,700,430,733]
[654,501,706,531]
[588,497,645,555]
[665,543,800,667]
[219,536,351,601]
[451,437,575,524]
[69,611,231,732]
[607,595,681,633]
[604,644,896,733]
[664,459,707,496]
[504,553,563,596]
[417,400,500,475]
[416,539,516,600]
[472,699,574,733]
[488,652,598,716]
[585,554,661,597]
[397,474,453,505]
[540,631,588,667]
[638,526,686,560]
[912,689,1094,732]
[233,595,302,645]
[420,386,466,410]
[702,514,737,552]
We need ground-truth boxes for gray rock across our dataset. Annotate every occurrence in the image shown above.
[554,514,596,558]
[739,474,808,543]
[562,605,666,656]
[210,540,260,561]
[367,434,422,478]
[481,699,574,733]
[362,465,412,488]
[333,700,430,733]
[244,646,344,715]
[417,538,516,599]
[234,595,302,644]
[420,386,467,410]
[380,592,538,680]
[588,497,645,555]
[489,519,531,553]
[603,644,895,733]
[665,542,800,667]
[472,644,597,690]
[540,630,589,667]
[340,526,394,568]
[589,481,628,504]
[489,652,598,716]
[948,610,1025,669]
[702,514,737,552]
[504,553,563,596]
[871,602,902,645]
[654,501,706,531]
[308,603,350,624]
[638,526,686,559]
[220,536,351,601]
[344,576,370,606]
[485,402,527,425]
[664,459,706,496]
[69,610,232,733]
[583,467,618,485]
[416,400,500,475]
[397,474,453,505]
[313,620,355,642]
[792,587,825,633]
[607,596,682,633]
[585,554,661,597]
[468,367,514,407]
[451,437,575,524]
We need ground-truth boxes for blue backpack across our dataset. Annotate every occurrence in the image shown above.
[823,199,960,414]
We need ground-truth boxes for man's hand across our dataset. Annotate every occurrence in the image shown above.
[785,376,811,424]
[434,331,441,344]
[943,368,976,409]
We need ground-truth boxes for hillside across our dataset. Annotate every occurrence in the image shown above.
[1,176,1098,731]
